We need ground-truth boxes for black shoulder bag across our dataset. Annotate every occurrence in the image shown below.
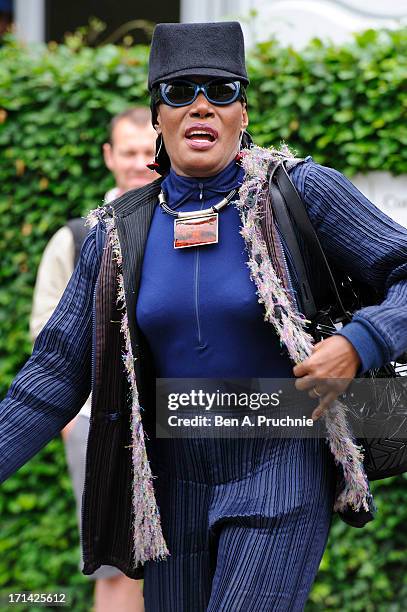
[268,161,407,481]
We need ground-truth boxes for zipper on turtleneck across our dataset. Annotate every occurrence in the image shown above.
[160,162,243,351]
[194,182,206,348]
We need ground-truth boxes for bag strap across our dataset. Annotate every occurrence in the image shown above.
[268,164,317,320]
[269,161,349,321]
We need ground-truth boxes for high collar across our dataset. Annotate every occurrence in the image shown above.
[161,159,244,209]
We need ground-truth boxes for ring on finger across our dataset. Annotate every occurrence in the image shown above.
[312,386,322,398]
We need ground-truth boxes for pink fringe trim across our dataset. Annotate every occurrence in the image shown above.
[237,145,371,513]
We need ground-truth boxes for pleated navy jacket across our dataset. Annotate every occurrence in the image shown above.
[1,157,407,577]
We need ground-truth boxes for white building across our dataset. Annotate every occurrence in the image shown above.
[16,1,407,47]
[182,1,407,48]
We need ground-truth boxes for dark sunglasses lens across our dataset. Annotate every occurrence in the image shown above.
[206,81,238,103]
[163,82,196,105]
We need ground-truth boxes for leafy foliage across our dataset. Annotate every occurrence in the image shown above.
[0,37,150,392]
[0,440,93,611]
[308,476,407,610]
[0,28,406,610]
[247,28,407,176]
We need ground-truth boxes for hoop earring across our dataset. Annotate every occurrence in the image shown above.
[147,134,163,171]
[235,131,245,163]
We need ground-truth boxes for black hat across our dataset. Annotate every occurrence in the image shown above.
[148,22,249,91]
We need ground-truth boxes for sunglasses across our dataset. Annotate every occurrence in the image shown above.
[158,79,244,107]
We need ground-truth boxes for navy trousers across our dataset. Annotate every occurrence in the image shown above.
[143,437,336,611]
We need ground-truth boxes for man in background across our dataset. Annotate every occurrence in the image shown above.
[30,107,158,612]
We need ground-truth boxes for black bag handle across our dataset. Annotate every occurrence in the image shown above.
[269,161,350,322]
[267,163,317,320]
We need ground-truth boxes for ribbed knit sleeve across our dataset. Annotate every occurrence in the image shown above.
[290,160,407,373]
[0,224,104,482]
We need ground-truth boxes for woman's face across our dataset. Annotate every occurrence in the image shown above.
[155,79,249,177]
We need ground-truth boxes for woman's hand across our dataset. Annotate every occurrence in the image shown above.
[292,335,361,420]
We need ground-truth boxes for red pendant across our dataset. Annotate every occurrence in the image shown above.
[174,214,218,249]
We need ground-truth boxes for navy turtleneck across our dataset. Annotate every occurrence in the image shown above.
[136,159,294,377]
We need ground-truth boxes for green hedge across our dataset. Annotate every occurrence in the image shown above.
[0,439,93,612]
[0,27,406,610]
[247,28,407,175]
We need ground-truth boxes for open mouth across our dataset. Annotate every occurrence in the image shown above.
[186,131,216,143]
[185,124,219,146]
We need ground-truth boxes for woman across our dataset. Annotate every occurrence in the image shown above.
[1,21,407,611]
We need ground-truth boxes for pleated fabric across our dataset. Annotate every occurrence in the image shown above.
[1,156,407,585]
[139,157,407,608]
[143,436,335,611]
[290,160,407,370]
